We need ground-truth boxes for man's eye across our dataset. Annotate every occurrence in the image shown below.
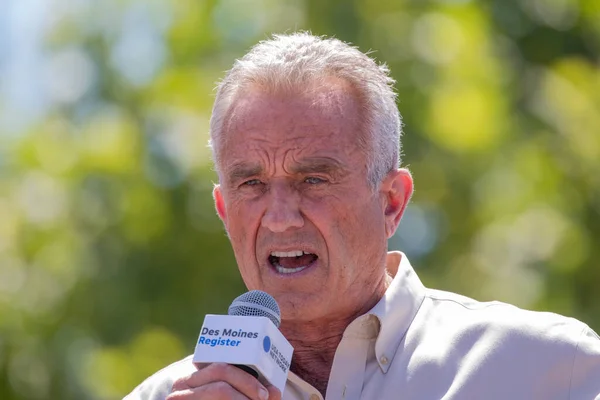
[304,177,326,184]
[242,179,263,186]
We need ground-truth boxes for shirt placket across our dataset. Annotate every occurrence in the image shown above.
[325,334,370,400]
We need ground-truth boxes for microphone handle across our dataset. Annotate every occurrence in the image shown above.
[234,364,259,379]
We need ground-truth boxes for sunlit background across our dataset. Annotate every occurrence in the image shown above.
[1,0,599,398]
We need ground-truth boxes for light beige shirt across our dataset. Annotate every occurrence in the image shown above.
[125,252,600,399]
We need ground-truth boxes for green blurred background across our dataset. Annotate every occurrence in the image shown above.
[1,0,599,398]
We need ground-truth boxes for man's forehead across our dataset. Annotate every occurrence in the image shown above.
[222,101,362,154]
[215,81,365,180]
[226,81,360,127]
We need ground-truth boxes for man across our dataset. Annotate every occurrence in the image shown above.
[125,32,600,400]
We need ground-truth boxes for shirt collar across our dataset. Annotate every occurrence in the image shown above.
[367,251,426,373]
[286,251,426,393]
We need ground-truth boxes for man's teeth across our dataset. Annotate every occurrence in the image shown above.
[270,250,307,257]
[275,265,308,274]
[269,250,315,274]
[269,250,316,274]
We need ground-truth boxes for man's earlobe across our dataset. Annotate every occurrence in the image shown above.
[384,169,413,238]
[213,185,227,227]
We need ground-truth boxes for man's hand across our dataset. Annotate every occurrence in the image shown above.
[166,363,282,400]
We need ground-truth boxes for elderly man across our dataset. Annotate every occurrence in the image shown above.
[125,33,600,400]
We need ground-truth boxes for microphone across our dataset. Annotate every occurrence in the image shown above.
[193,290,294,393]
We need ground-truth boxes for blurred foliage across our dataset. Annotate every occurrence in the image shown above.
[0,0,599,398]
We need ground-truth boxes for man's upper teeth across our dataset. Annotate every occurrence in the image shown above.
[271,250,306,257]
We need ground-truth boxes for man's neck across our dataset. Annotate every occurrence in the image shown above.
[281,273,392,396]
[283,316,356,396]
[287,328,343,396]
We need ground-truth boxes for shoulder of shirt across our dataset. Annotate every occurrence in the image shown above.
[123,355,195,400]
[422,287,593,341]
[418,288,600,397]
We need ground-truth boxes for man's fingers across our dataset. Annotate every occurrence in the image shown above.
[166,381,248,399]
[266,385,282,400]
[170,363,269,400]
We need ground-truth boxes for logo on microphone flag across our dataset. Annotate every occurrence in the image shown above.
[263,336,271,352]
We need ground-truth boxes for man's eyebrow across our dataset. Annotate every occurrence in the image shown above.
[226,163,263,182]
[290,158,345,176]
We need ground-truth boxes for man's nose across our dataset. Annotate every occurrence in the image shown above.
[261,183,304,233]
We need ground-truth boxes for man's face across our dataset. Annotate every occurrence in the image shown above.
[213,81,411,322]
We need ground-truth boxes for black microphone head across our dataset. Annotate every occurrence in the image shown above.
[228,290,281,328]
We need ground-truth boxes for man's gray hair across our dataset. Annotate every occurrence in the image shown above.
[209,32,402,187]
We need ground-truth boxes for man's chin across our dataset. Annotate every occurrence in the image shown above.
[273,292,329,322]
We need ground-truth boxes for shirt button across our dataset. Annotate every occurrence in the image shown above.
[380,355,389,365]
[310,394,320,400]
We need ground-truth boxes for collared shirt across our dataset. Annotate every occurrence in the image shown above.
[124,252,600,400]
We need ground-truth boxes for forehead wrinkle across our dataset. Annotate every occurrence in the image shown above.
[224,146,278,181]
[230,86,358,142]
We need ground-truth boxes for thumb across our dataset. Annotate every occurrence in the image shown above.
[267,384,282,400]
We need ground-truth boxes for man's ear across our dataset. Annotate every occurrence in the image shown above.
[381,168,413,238]
[213,184,228,229]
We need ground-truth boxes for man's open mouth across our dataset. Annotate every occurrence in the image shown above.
[268,250,318,274]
